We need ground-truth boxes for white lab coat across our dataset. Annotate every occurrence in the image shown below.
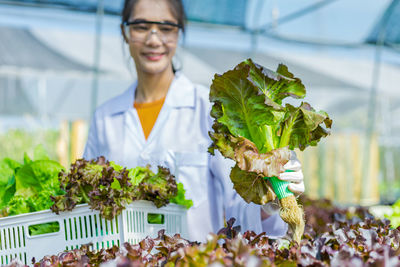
[84,72,287,241]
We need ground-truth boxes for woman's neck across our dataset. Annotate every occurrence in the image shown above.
[135,68,174,103]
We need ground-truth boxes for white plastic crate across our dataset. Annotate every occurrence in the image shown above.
[0,200,187,266]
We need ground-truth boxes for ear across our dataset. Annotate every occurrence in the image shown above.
[121,24,129,43]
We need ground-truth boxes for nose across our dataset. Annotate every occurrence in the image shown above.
[145,27,163,45]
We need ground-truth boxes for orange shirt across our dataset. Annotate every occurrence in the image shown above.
[134,97,166,139]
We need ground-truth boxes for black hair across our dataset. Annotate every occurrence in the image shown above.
[121,0,186,33]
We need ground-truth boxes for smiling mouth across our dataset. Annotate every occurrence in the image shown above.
[142,52,166,61]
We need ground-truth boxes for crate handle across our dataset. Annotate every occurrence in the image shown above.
[26,220,61,238]
[147,213,165,225]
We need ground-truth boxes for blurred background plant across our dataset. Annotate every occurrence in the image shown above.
[0,128,59,162]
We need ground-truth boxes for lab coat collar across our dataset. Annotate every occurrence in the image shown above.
[107,72,195,116]
[106,81,136,116]
[164,72,195,108]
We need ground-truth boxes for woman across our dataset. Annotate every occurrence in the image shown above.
[84,0,305,241]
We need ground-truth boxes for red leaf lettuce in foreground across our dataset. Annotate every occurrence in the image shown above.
[29,206,400,267]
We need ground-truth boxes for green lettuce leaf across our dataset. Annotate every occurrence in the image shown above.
[15,160,63,198]
[23,152,32,165]
[230,165,276,205]
[3,158,22,171]
[28,222,60,236]
[0,146,64,217]
[128,166,154,186]
[0,160,16,209]
[0,160,14,188]
[280,102,332,150]
[209,59,332,205]
[210,65,277,153]
[6,195,31,216]
[170,183,193,209]
[239,59,306,105]
[131,166,178,208]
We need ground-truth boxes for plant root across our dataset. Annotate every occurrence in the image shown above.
[279,195,305,243]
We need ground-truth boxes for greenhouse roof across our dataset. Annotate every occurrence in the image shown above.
[182,0,246,26]
[0,0,123,15]
[366,0,400,45]
[0,0,247,27]
[2,0,397,46]
[0,26,91,74]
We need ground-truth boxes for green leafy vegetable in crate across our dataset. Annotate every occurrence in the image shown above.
[208,59,332,242]
[384,199,400,228]
[51,156,192,220]
[0,145,64,217]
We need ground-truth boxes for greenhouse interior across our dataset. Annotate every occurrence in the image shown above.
[1,0,400,266]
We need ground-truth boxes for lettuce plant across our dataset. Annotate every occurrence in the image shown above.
[32,211,400,267]
[0,145,64,217]
[208,59,332,242]
[51,157,192,220]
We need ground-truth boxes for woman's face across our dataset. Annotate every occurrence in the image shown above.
[126,0,179,75]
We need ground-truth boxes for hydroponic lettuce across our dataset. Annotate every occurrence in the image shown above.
[29,210,400,267]
[51,156,192,220]
[208,59,332,243]
[0,145,64,217]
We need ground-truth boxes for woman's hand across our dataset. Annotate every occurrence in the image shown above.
[278,151,305,195]
[261,151,305,220]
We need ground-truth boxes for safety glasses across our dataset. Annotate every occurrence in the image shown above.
[123,19,182,44]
